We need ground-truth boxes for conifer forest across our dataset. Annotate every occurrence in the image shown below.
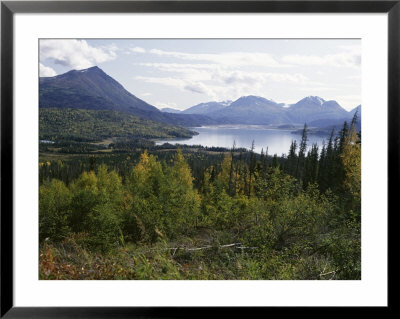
[39,114,361,280]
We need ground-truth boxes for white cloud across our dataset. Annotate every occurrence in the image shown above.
[130,47,146,53]
[136,62,214,82]
[40,39,117,70]
[100,43,120,53]
[135,76,187,88]
[281,51,361,68]
[135,66,316,102]
[138,59,314,84]
[136,62,313,94]
[39,63,57,77]
[298,87,338,92]
[138,62,215,70]
[133,45,359,104]
[338,44,361,55]
[266,73,310,83]
[347,75,361,80]
[184,82,217,97]
[135,75,221,100]
[214,70,310,85]
[148,49,286,68]
[214,70,263,85]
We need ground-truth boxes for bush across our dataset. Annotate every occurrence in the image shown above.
[39,179,72,242]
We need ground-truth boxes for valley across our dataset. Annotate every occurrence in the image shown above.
[40,66,361,153]
[39,65,361,281]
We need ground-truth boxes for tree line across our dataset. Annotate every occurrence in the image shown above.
[39,115,360,280]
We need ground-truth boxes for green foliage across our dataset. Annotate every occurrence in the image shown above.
[270,184,333,250]
[127,151,166,242]
[39,123,361,280]
[39,179,72,242]
[40,108,195,142]
[86,203,123,253]
[126,150,201,241]
[48,165,126,252]
[161,150,201,233]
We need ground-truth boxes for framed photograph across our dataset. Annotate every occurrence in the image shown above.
[1,0,395,316]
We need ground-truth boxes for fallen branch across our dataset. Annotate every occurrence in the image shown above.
[150,242,258,253]
[319,269,337,280]
[320,270,336,277]
[185,245,212,251]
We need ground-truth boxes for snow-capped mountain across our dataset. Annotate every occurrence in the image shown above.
[182,101,232,115]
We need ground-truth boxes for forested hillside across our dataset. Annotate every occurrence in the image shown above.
[39,116,361,280]
[39,108,196,142]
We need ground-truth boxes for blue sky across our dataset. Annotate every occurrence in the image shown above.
[40,39,361,111]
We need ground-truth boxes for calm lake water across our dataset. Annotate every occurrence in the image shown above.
[156,125,329,156]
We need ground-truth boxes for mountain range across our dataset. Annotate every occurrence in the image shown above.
[162,96,360,129]
[40,66,360,130]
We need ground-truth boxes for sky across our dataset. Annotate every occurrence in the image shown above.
[39,39,361,111]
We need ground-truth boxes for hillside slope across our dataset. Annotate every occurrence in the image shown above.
[40,66,214,127]
[39,108,196,142]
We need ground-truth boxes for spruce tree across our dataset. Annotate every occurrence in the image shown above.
[295,123,308,183]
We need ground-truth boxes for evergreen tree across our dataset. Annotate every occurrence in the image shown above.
[287,140,298,176]
[248,140,257,197]
[340,120,361,218]
[228,142,236,196]
[304,144,319,187]
[295,123,308,183]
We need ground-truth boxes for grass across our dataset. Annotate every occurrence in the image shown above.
[39,227,343,280]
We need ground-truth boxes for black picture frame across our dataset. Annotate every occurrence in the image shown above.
[1,0,395,317]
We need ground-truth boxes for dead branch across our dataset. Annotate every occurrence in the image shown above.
[150,242,258,253]
[319,270,337,278]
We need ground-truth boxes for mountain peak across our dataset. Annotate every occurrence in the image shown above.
[81,66,105,73]
[75,65,106,75]
[50,66,104,79]
[182,100,229,115]
[235,95,276,104]
[239,95,265,100]
[288,96,349,124]
[40,65,162,116]
[301,96,325,105]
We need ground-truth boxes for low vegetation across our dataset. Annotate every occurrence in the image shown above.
[39,117,361,280]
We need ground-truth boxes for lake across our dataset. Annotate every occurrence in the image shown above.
[156,125,330,156]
